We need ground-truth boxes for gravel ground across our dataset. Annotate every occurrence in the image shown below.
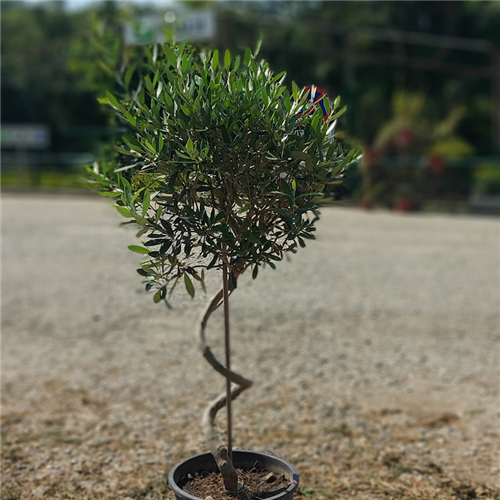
[2,193,499,499]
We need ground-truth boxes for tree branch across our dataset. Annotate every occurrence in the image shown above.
[198,285,253,492]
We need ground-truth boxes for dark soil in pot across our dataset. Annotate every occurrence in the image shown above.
[183,467,291,500]
[169,450,299,500]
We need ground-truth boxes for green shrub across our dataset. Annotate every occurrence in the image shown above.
[473,164,500,196]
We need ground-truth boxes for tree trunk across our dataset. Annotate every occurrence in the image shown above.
[198,283,253,493]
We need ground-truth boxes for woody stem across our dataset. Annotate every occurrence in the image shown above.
[223,261,233,459]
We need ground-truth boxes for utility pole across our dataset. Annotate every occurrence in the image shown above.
[343,35,356,136]
[493,50,500,154]
[104,0,116,22]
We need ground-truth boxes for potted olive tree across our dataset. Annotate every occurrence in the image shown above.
[87,41,357,499]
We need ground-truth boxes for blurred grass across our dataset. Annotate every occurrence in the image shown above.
[1,169,88,192]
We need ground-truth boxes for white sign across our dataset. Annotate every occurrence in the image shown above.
[123,9,216,46]
[176,10,216,43]
[1,124,50,149]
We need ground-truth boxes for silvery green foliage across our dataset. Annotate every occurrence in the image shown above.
[87,42,358,303]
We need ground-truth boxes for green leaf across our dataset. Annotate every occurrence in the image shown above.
[184,273,195,298]
[153,289,162,303]
[252,265,259,279]
[145,140,156,153]
[144,75,154,95]
[281,179,294,200]
[153,69,160,87]
[254,36,263,57]
[244,47,252,66]
[163,90,173,108]
[233,55,241,72]
[290,151,310,160]
[262,88,269,106]
[164,45,177,68]
[120,175,132,192]
[181,53,193,74]
[105,91,120,110]
[323,96,332,116]
[212,50,219,72]
[326,144,337,161]
[115,145,135,156]
[124,63,135,89]
[224,49,231,71]
[115,205,133,218]
[178,40,187,57]
[160,240,172,254]
[167,172,178,193]
[271,71,286,84]
[207,254,218,270]
[284,94,292,113]
[156,80,163,99]
[152,44,158,65]
[130,186,146,205]
[128,245,150,254]
[143,189,151,214]
[124,111,137,127]
[123,134,144,153]
[155,205,163,223]
[330,105,347,121]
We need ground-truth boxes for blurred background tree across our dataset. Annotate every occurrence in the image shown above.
[2,2,109,156]
[2,0,499,211]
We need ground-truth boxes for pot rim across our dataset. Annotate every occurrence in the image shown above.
[168,449,299,500]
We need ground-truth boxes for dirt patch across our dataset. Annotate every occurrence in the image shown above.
[2,196,499,499]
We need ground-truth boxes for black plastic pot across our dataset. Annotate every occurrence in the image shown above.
[168,450,299,500]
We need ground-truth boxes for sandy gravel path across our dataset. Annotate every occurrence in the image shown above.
[2,193,499,499]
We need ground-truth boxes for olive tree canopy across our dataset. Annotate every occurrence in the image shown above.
[88,42,357,303]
